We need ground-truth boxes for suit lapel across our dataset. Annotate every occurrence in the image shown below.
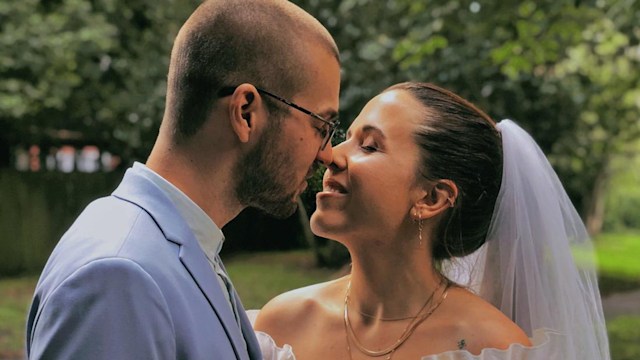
[219,262,263,360]
[177,240,249,360]
[112,169,249,360]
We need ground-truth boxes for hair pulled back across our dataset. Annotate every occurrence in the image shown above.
[387,82,503,261]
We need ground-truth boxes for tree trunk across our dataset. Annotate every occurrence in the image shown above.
[296,197,319,263]
[583,157,610,237]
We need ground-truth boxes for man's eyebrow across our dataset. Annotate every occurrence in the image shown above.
[319,109,339,121]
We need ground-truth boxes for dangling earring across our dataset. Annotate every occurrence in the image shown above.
[418,213,423,246]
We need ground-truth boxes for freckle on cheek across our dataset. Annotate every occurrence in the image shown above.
[300,137,304,142]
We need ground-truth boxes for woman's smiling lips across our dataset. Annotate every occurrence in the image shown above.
[318,178,348,198]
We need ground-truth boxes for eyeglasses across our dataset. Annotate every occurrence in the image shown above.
[218,86,340,150]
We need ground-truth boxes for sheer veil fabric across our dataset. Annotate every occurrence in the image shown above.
[444,120,610,359]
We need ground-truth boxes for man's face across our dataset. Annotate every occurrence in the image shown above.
[234,117,297,218]
[235,46,340,218]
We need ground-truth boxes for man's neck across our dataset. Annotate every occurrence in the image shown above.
[146,146,244,228]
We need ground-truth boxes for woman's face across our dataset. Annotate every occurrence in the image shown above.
[310,89,427,244]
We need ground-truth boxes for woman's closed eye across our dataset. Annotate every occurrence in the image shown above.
[360,139,379,153]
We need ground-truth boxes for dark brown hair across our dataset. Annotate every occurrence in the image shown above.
[164,0,339,141]
[386,82,503,261]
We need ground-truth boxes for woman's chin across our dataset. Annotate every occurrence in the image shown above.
[310,211,346,239]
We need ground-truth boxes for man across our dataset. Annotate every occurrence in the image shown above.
[26,0,340,358]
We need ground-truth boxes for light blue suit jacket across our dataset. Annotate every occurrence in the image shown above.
[26,169,262,359]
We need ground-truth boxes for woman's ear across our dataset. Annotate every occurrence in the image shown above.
[228,83,264,143]
[413,179,458,220]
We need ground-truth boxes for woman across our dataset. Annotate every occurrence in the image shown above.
[252,82,610,359]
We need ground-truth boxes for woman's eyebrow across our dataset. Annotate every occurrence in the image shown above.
[361,125,386,139]
[346,125,386,140]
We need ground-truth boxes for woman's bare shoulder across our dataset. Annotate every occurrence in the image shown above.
[436,286,532,354]
[253,276,348,336]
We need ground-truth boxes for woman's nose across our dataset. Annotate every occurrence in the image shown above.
[326,140,347,172]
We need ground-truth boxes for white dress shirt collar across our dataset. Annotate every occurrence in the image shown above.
[132,162,224,259]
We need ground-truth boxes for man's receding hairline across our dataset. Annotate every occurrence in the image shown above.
[164,0,339,141]
[171,0,339,98]
[188,0,338,59]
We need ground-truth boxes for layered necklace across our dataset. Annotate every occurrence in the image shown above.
[343,278,450,360]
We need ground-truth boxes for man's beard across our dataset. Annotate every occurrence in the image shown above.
[234,123,303,219]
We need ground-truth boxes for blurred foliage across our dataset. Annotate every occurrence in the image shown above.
[595,232,640,279]
[607,316,640,360]
[0,0,199,159]
[0,0,638,238]
[603,142,640,232]
[594,232,640,297]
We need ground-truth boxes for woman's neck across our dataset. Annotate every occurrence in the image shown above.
[346,239,443,321]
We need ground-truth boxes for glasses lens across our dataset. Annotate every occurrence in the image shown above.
[321,125,336,150]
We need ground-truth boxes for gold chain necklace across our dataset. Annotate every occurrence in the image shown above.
[343,279,450,359]
[354,309,416,322]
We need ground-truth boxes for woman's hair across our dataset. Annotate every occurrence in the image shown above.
[386,82,503,261]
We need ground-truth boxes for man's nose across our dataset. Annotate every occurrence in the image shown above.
[316,142,333,167]
[324,140,348,172]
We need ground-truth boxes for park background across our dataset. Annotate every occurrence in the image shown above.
[0,0,639,358]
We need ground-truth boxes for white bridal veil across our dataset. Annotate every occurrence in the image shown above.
[445,120,610,359]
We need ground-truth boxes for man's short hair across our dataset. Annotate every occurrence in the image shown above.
[164,0,339,141]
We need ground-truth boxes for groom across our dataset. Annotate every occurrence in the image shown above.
[26,0,340,359]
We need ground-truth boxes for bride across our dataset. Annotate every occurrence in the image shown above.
[251,82,610,359]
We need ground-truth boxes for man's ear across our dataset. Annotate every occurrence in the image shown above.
[228,83,263,143]
[412,179,458,220]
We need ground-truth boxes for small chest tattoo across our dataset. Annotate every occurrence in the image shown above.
[457,339,467,350]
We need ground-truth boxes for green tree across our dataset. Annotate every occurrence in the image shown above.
[0,0,117,154]
[0,0,199,160]
[483,0,640,234]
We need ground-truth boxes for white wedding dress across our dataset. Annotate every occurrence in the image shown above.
[246,120,610,360]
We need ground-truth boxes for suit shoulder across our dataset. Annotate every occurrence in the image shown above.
[56,195,164,259]
[38,257,165,307]
[28,258,176,358]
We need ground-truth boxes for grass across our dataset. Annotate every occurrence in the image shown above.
[224,250,341,309]
[1,242,639,359]
[595,233,640,278]
[0,276,38,359]
[607,316,640,360]
[595,232,640,296]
